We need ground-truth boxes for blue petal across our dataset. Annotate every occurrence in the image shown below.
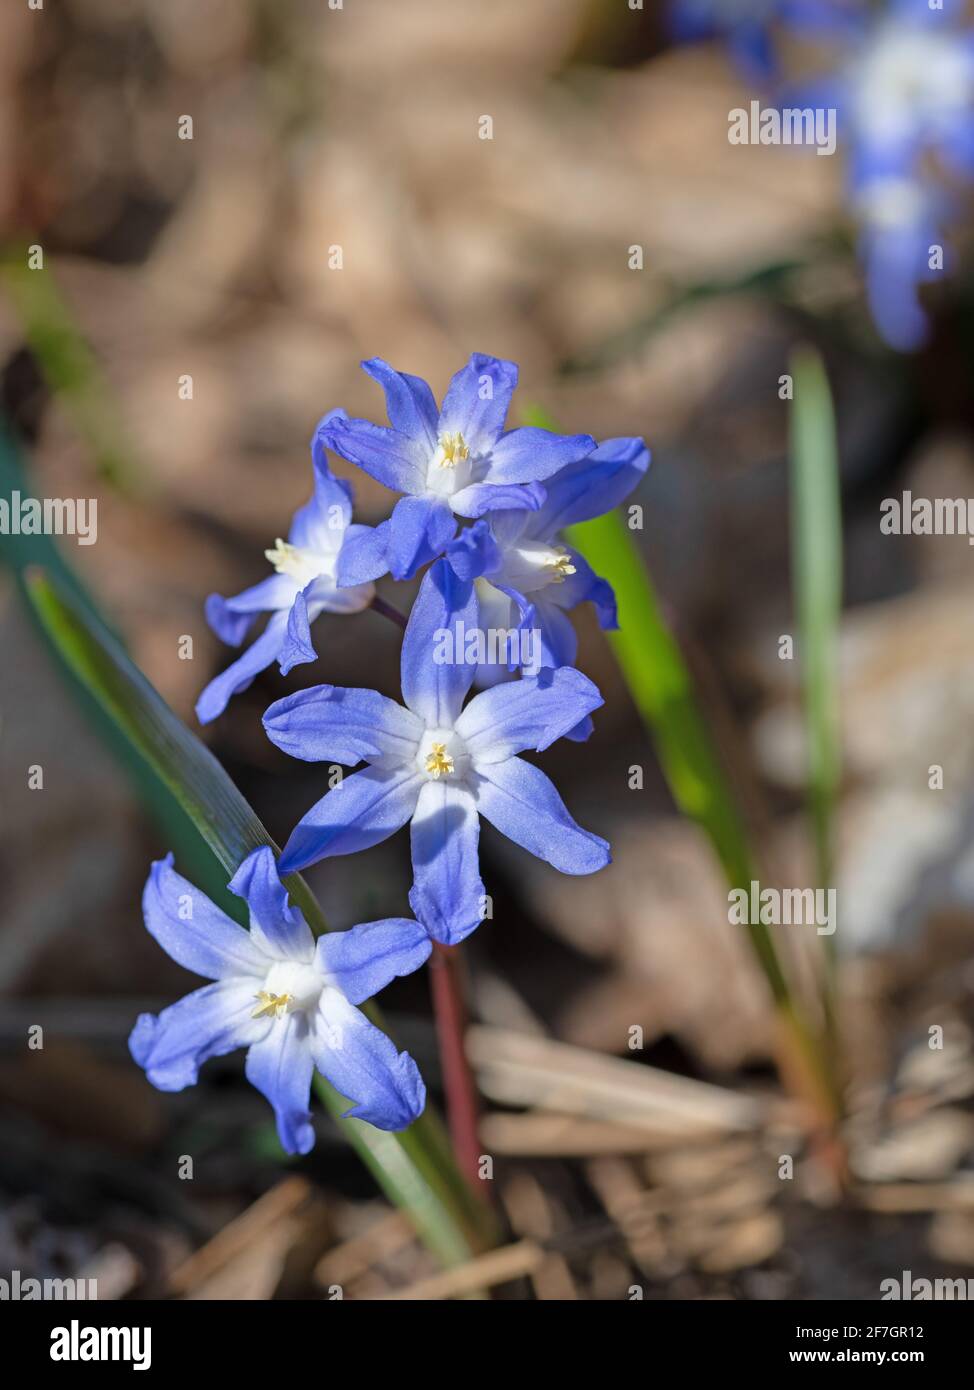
[474,756,611,874]
[387,495,457,580]
[141,854,267,980]
[401,559,478,727]
[227,845,315,961]
[316,918,432,1004]
[130,980,266,1091]
[245,1013,315,1155]
[279,585,318,676]
[277,764,423,874]
[289,446,354,552]
[408,780,484,946]
[205,575,296,645]
[456,665,603,763]
[450,480,546,518]
[337,521,393,586]
[533,596,579,669]
[554,551,618,628]
[443,519,502,581]
[528,437,649,535]
[361,358,439,452]
[312,993,426,1131]
[487,427,596,484]
[437,352,518,453]
[196,611,289,725]
[263,684,422,765]
[316,414,426,496]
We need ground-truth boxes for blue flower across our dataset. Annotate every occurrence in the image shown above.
[783,0,974,349]
[443,437,649,707]
[129,847,430,1151]
[263,559,610,945]
[196,427,375,725]
[322,354,597,583]
[669,0,791,81]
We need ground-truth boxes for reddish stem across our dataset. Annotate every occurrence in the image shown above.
[429,943,484,1196]
[370,594,408,631]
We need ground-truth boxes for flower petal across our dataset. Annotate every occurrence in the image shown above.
[408,779,484,945]
[386,495,457,580]
[361,358,439,453]
[141,853,268,980]
[316,414,426,496]
[277,764,423,874]
[263,684,422,766]
[245,1012,316,1154]
[289,442,354,553]
[312,991,426,1130]
[527,436,649,535]
[401,559,477,727]
[196,611,289,725]
[456,666,603,763]
[437,352,518,453]
[486,427,596,484]
[227,845,315,962]
[474,756,610,874]
[444,520,502,581]
[316,918,432,1005]
[130,980,266,1091]
[205,576,296,646]
[450,481,545,519]
[336,521,392,587]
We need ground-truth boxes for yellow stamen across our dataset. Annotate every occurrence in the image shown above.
[438,432,469,468]
[425,742,454,778]
[264,538,298,574]
[547,551,577,583]
[252,990,293,1020]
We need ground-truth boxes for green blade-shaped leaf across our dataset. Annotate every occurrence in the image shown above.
[521,402,840,1121]
[789,346,842,888]
[23,566,496,1265]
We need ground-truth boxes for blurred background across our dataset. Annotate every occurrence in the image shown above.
[3,0,974,1300]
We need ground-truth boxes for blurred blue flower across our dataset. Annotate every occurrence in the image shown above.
[263,559,610,945]
[443,437,649,711]
[787,0,974,348]
[669,0,792,80]
[196,431,375,725]
[129,847,430,1151]
[322,354,597,583]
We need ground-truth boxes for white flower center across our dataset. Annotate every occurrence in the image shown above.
[416,727,470,782]
[855,174,926,231]
[265,538,335,589]
[254,960,326,1018]
[853,25,973,142]
[495,540,576,595]
[426,431,476,500]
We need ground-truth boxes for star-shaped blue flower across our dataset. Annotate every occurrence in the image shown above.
[323,354,597,584]
[129,847,430,1152]
[263,559,610,946]
[196,431,375,725]
[443,437,649,712]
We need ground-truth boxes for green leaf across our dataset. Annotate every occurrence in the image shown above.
[789,346,842,888]
[521,402,840,1121]
[23,566,496,1266]
[1,250,135,491]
